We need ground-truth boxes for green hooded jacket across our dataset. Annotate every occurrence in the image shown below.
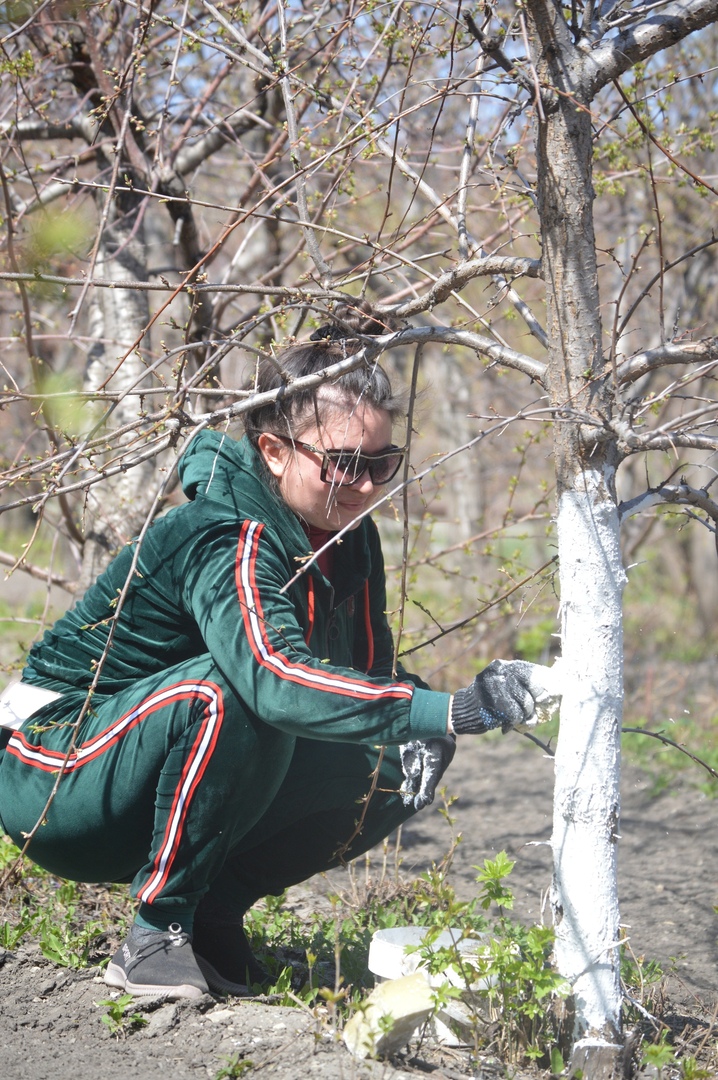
[23,432,451,746]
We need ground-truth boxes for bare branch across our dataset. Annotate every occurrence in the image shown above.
[0,0,54,44]
[198,0,275,72]
[319,93,548,348]
[458,55,486,261]
[368,326,546,384]
[464,12,536,97]
[586,0,718,93]
[0,270,338,299]
[0,551,75,592]
[6,116,98,142]
[377,256,541,319]
[619,481,718,525]
[172,109,276,178]
[617,339,718,384]
[611,418,718,454]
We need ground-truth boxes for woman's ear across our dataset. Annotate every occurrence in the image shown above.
[257,433,287,480]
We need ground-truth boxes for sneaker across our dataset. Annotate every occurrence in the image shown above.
[193,919,271,996]
[104,922,209,1000]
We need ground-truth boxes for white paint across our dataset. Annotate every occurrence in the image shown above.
[551,468,626,1040]
[526,659,566,724]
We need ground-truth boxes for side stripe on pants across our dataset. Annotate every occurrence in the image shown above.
[6,680,224,906]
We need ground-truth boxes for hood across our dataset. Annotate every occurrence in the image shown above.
[180,429,257,503]
[179,430,304,539]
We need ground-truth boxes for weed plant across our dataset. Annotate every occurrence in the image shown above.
[620,939,718,1079]
[97,993,149,1038]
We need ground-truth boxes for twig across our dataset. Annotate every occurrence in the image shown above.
[609,231,654,375]
[332,747,386,865]
[400,557,558,657]
[613,80,718,201]
[616,237,718,345]
[279,410,557,595]
[275,0,333,285]
[520,729,555,755]
[392,343,423,676]
[622,726,718,782]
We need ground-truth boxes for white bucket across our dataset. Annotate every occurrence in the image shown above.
[368,926,494,1046]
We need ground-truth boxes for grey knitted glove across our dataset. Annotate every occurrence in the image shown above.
[399,735,456,810]
[451,659,559,735]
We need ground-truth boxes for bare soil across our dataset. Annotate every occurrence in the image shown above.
[0,734,716,1080]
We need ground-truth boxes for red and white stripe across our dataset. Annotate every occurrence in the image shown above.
[235,520,413,701]
[136,683,223,903]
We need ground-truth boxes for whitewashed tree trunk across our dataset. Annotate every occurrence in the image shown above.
[524,4,626,1072]
[552,474,626,1074]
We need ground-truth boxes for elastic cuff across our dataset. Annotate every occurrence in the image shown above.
[408,688,453,740]
[135,902,195,935]
[450,686,497,735]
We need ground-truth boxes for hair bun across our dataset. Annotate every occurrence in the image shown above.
[309,299,395,342]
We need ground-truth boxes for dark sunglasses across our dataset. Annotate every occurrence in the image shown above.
[274,435,406,487]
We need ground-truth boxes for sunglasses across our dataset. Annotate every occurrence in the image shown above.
[274,435,406,487]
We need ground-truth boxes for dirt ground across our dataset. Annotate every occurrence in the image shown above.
[0,733,716,1080]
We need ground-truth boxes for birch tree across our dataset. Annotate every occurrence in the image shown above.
[1,2,718,1075]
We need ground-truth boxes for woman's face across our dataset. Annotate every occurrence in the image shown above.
[258,400,394,531]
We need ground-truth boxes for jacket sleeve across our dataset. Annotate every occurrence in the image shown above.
[182,517,450,745]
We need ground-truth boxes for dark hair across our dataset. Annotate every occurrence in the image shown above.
[243,303,405,447]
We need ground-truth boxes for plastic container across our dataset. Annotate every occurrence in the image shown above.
[368,926,493,1046]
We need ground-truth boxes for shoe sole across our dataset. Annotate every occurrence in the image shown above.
[195,954,253,997]
[104,960,207,1000]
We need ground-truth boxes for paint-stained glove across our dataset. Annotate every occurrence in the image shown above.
[400,735,456,811]
[451,659,562,735]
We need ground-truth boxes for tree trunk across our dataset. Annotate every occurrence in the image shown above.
[526,3,626,1072]
[76,186,158,597]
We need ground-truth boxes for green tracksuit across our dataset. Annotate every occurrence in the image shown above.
[0,433,451,929]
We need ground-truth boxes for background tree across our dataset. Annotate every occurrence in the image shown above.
[1,2,717,1075]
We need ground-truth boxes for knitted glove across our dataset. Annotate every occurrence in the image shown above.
[399,735,456,811]
[451,659,560,735]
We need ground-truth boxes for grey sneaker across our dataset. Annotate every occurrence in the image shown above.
[104,922,209,1000]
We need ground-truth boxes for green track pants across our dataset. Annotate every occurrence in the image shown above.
[0,655,415,930]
